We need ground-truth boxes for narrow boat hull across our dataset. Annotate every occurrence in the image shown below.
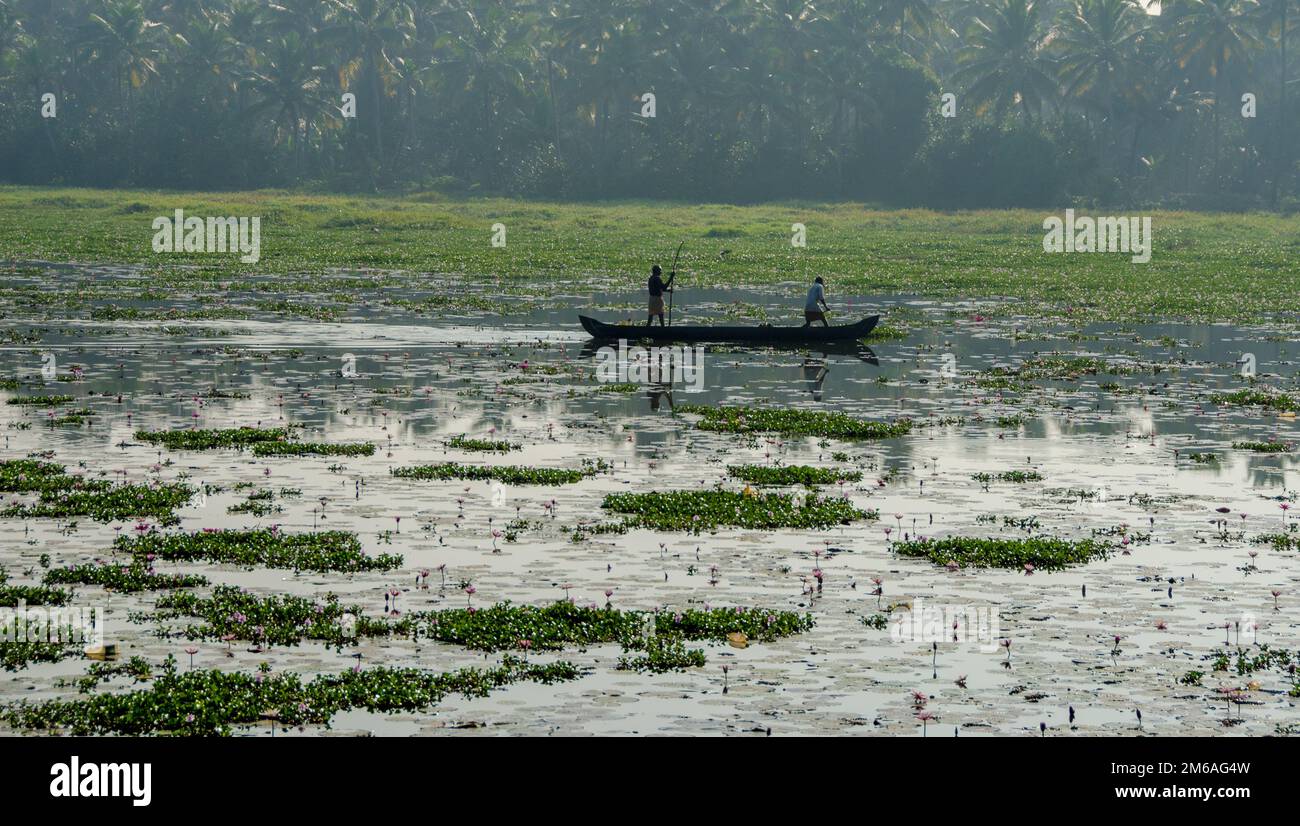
[578,314,879,344]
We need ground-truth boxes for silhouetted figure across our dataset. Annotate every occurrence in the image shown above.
[646,264,674,326]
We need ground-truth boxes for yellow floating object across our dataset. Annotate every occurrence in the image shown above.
[1247,680,1261,691]
[727,632,749,648]
[1280,411,1296,419]
[84,643,118,661]
[742,485,757,498]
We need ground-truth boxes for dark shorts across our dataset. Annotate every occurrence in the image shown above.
[804,310,826,323]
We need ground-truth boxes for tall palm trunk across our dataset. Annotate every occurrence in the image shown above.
[369,54,384,166]
[547,56,561,159]
[1275,0,1288,206]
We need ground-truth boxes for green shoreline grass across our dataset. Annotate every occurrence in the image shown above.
[2,186,1299,323]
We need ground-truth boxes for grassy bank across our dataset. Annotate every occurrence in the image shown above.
[1,185,1297,322]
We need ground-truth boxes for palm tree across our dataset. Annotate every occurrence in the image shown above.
[322,0,414,167]
[1054,0,1149,163]
[1170,0,1261,188]
[1252,0,1294,203]
[84,0,165,106]
[957,0,1059,121]
[244,31,332,175]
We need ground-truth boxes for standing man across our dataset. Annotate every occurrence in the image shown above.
[647,264,674,326]
[803,276,829,327]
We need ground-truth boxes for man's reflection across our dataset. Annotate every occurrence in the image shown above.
[647,384,674,411]
[802,358,828,401]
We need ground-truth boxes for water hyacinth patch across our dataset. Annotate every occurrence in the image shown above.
[973,470,1044,484]
[894,536,1112,571]
[1209,389,1298,412]
[392,462,598,485]
[116,529,400,573]
[602,489,875,532]
[154,587,363,647]
[1233,441,1293,453]
[994,356,1137,381]
[0,569,71,606]
[679,405,911,440]
[6,395,74,407]
[0,641,78,672]
[0,460,101,494]
[2,482,194,524]
[446,435,520,452]
[1,655,580,735]
[249,441,375,457]
[727,464,862,486]
[134,427,292,451]
[418,601,813,652]
[617,635,707,672]
[151,590,814,652]
[44,562,208,593]
[1253,533,1299,551]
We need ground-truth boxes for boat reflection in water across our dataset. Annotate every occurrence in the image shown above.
[577,339,878,409]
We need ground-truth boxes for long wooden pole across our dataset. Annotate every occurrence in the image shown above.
[668,241,683,326]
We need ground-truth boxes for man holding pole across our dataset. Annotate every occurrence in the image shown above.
[646,263,675,327]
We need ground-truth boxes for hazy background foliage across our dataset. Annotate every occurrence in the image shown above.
[0,0,1295,208]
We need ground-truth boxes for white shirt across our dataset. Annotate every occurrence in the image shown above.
[805,283,825,311]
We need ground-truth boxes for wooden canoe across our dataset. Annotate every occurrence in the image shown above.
[578,314,879,344]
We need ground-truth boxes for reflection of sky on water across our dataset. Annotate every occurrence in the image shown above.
[4,282,1300,735]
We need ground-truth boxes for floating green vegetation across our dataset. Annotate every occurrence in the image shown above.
[1005,356,1137,380]
[0,569,71,606]
[861,613,889,630]
[0,641,77,672]
[47,409,94,426]
[617,635,707,672]
[155,587,360,646]
[972,470,1043,484]
[602,489,875,531]
[61,657,155,693]
[392,461,602,485]
[1,654,579,735]
[117,529,400,573]
[154,589,813,655]
[1252,533,1299,551]
[679,405,911,440]
[227,488,280,516]
[596,383,641,393]
[894,536,1112,571]
[2,483,194,524]
[5,395,73,407]
[0,460,103,494]
[446,435,520,452]
[1187,452,1218,464]
[1210,645,1295,678]
[863,324,908,341]
[1210,389,1298,411]
[570,521,630,542]
[1233,441,1293,453]
[250,441,375,457]
[44,563,207,593]
[135,427,292,450]
[727,464,862,486]
[424,601,813,652]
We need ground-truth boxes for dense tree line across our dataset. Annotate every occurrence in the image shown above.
[0,0,1294,208]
